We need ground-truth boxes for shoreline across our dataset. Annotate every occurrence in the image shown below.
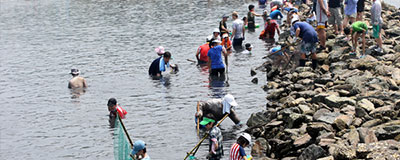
[246,1,400,159]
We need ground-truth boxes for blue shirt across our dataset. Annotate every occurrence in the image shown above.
[270,10,283,20]
[271,46,283,56]
[344,0,358,15]
[293,22,318,43]
[207,45,225,69]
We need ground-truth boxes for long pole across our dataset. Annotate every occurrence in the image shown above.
[118,114,133,147]
[184,114,230,160]
[196,101,200,136]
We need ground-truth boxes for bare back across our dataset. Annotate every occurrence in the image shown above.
[68,76,87,89]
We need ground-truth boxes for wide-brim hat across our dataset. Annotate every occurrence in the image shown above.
[131,140,146,155]
[155,46,165,55]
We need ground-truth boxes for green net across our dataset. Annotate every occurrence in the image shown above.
[114,116,133,160]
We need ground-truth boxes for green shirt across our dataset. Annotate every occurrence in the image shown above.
[351,21,368,34]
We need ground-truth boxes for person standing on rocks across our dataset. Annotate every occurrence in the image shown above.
[291,19,319,69]
[342,0,358,29]
[231,11,245,50]
[371,0,383,53]
[356,0,365,21]
[68,69,87,89]
[200,116,224,160]
[344,21,368,57]
[316,0,330,50]
[195,94,241,127]
[328,0,343,35]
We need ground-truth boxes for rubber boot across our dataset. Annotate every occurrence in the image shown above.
[312,59,318,70]
[299,59,306,67]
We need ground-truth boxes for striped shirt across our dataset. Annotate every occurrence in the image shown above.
[229,143,246,160]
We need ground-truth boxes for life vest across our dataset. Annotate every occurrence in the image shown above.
[117,105,127,119]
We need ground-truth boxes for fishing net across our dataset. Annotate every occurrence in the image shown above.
[114,116,133,160]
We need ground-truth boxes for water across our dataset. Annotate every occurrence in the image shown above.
[0,0,270,159]
[1,0,398,159]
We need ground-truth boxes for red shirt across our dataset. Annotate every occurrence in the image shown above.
[198,43,210,62]
[265,20,279,32]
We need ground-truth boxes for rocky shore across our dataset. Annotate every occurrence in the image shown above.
[246,1,400,159]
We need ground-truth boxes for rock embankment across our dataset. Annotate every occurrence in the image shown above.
[247,2,400,160]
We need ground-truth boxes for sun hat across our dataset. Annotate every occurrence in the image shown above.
[213,28,220,33]
[155,46,165,55]
[222,14,229,18]
[70,69,80,75]
[199,117,216,125]
[131,140,146,155]
[222,33,229,38]
[222,94,238,114]
[240,133,252,145]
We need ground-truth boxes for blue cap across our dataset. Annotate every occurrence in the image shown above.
[131,140,146,155]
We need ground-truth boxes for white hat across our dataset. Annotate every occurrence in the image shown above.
[155,46,165,55]
[291,14,299,25]
[206,35,213,42]
[240,133,252,145]
[213,28,220,33]
[222,33,229,38]
[223,94,238,107]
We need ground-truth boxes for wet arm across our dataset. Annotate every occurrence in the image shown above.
[228,110,241,124]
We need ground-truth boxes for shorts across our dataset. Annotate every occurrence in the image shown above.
[210,68,225,77]
[328,7,342,25]
[346,13,356,18]
[300,41,317,55]
[373,24,381,38]
[316,5,328,27]
[357,0,365,12]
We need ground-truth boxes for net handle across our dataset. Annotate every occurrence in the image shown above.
[118,114,134,147]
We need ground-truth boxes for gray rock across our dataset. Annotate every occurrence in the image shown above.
[358,127,378,144]
[361,119,383,128]
[334,114,353,130]
[306,122,334,138]
[293,134,312,147]
[298,144,327,160]
[251,137,269,158]
[370,106,397,119]
[315,111,342,124]
[247,110,276,127]
[298,71,317,79]
[357,99,375,112]
[251,68,257,76]
[368,98,385,107]
[348,55,379,70]
[330,144,357,160]
[283,113,306,128]
[251,77,258,84]
[317,156,334,160]
[375,125,400,140]
[324,95,356,108]
[356,140,400,159]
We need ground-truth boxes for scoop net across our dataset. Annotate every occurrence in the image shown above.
[114,115,133,160]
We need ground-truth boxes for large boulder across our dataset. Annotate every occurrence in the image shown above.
[247,110,276,127]
[358,127,378,144]
[306,122,334,138]
[298,144,327,160]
